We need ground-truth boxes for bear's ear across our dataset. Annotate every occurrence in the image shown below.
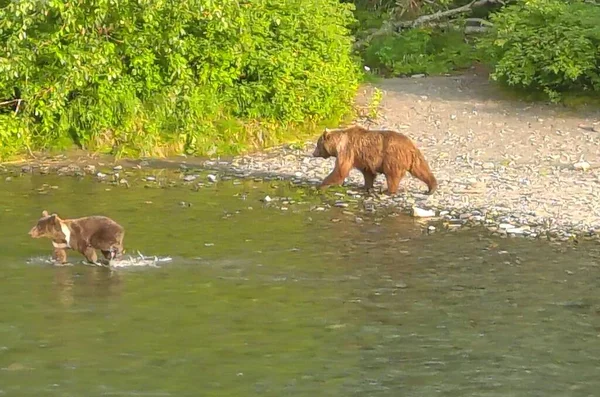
[42,210,49,217]
[323,128,332,139]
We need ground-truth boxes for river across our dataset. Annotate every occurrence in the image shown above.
[1,171,599,396]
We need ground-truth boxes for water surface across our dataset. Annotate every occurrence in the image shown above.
[1,173,599,396]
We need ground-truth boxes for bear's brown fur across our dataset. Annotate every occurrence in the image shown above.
[312,125,437,195]
[28,210,125,265]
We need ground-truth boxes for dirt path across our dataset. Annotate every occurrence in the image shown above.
[359,73,600,164]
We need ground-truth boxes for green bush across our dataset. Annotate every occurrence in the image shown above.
[478,0,600,102]
[0,0,360,160]
[362,27,477,76]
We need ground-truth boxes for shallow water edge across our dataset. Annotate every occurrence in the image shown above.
[3,154,600,246]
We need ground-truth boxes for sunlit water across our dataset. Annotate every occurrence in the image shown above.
[1,172,600,396]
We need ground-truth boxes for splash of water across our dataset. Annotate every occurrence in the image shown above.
[26,251,172,268]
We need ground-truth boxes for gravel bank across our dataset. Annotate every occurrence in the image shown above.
[211,74,600,241]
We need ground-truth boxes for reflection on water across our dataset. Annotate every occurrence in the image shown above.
[1,173,599,396]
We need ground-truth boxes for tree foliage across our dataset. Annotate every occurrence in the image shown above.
[362,27,476,76]
[478,0,600,101]
[0,0,360,159]
[351,0,492,76]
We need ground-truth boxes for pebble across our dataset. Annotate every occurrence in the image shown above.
[183,175,197,182]
[263,195,272,202]
[207,174,217,182]
[97,172,107,179]
[573,161,590,171]
[507,228,525,235]
[334,201,349,208]
[145,176,156,182]
[412,207,436,218]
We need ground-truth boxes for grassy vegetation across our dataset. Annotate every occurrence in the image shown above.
[0,0,361,161]
[2,0,599,162]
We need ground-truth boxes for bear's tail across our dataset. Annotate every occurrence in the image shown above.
[409,148,438,195]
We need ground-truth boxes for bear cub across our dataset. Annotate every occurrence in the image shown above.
[28,210,125,265]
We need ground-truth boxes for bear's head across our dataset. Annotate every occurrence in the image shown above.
[312,128,339,159]
[28,210,64,240]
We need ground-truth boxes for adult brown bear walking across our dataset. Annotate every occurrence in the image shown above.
[312,125,437,195]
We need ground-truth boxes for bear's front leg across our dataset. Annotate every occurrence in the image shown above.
[319,158,353,189]
[82,246,99,264]
[53,248,68,264]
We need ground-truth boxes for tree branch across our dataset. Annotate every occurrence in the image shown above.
[0,98,23,114]
[0,99,19,107]
[354,0,507,50]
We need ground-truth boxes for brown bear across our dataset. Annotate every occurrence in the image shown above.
[28,210,125,265]
[312,125,438,195]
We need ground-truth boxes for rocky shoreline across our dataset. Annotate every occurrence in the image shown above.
[204,139,600,242]
[4,74,600,243]
[4,138,600,243]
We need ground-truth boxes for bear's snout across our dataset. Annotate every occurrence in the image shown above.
[28,226,40,238]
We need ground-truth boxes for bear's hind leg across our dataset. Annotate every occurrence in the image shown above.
[384,169,406,195]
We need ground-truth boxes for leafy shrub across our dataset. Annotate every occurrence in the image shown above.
[0,0,359,159]
[362,27,477,76]
[478,0,600,101]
